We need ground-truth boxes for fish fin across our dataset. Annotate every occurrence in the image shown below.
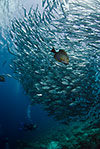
[51,47,56,53]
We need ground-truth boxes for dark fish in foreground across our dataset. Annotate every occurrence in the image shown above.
[51,47,69,65]
[0,76,5,82]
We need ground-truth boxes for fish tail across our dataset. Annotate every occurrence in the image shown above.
[51,47,56,53]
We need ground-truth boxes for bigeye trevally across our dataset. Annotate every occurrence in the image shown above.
[51,47,69,65]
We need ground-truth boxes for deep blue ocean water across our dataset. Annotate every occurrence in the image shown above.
[0,1,57,148]
[0,70,58,148]
[0,34,58,149]
[1,0,100,148]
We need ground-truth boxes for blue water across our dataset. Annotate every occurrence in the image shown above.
[1,0,100,148]
[0,59,58,148]
[0,77,58,148]
[0,1,57,148]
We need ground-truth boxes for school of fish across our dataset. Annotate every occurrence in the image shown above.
[8,0,100,124]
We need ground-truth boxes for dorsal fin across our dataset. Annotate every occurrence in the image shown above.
[51,47,56,53]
